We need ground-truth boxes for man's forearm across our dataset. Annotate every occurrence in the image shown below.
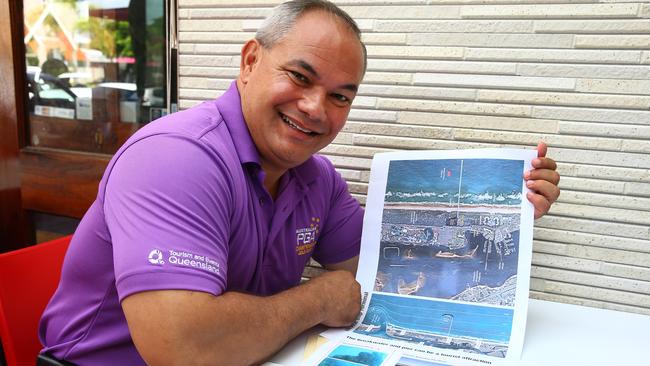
[123,270,360,366]
[191,282,329,365]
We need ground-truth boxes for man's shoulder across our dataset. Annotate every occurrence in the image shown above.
[114,100,240,166]
[135,100,226,140]
[98,100,243,199]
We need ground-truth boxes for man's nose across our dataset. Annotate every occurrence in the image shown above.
[298,88,326,122]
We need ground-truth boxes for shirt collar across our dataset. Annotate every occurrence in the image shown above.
[292,156,321,188]
[215,80,321,186]
[215,81,260,166]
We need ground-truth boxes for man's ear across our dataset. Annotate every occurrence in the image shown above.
[239,39,261,84]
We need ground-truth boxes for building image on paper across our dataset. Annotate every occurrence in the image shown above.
[355,293,512,358]
[374,159,524,306]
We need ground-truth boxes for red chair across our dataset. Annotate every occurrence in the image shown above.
[0,235,71,366]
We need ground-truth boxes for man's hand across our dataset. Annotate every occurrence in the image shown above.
[305,270,361,327]
[525,142,561,219]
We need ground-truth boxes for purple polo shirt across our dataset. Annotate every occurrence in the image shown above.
[39,81,363,365]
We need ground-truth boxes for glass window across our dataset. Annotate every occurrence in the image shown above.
[32,212,80,243]
[23,0,170,154]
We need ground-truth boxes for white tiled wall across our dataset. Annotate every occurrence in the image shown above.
[178,0,650,315]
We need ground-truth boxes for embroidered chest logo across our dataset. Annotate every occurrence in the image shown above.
[295,217,320,256]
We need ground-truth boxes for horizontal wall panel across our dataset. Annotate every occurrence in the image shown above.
[179,31,253,43]
[557,191,650,212]
[185,7,270,18]
[548,202,650,226]
[575,35,650,49]
[461,3,640,19]
[558,121,650,139]
[534,19,650,34]
[377,98,532,116]
[342,5,460,19]
[398,111,558,133]
[535,240,650,266]
[359,84,476,101]
[343,121,455,140]
[518,63,650,80]
[529,291,650,315]
[374,20,534,33]
[478,89,650,110]
[535,216,649,240]
[361,33,407,45]
[555,176,625,195]
[368,59,517,74]
[366,45,464,59]
[408,33,574,48]
[469,48,642,64]
[178,66,239,78]
[413,72,576,91]
[530,279,650,308]
[549,147,650,169]
[453,129,621,151]
[575,78,650,95]
[601,263,650,283]
[531,266,650,294]
[534,227,650,253]
[179,55,239,67]
[361,72,413,85]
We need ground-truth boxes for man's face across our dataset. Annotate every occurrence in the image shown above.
[238,10,365,176]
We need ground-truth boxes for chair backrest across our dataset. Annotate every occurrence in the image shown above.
[0,235,71,366]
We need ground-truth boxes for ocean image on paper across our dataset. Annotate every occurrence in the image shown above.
[355,293,512,358]
[318,344,389,366]
[384,159,524,206]
[374,159,524,306]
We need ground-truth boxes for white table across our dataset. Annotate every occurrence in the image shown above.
[520,299,648,365]
[266,299,650,365]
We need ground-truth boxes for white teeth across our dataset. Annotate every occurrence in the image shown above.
[281,114,314,134]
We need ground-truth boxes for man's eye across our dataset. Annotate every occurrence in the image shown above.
[291,71,308,83]
[331,93,351,105]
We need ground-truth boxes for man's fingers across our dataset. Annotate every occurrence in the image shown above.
[531,157,558,171]
[526,192,552,219]
[526,167,560,186]
[536,142,548,158]
[528,143,560,220]
[526,179,561,204]
[310,270,361,327]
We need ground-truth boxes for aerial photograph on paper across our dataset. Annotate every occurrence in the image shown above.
[355,293,512,358]
[373,159,525,306]
[317,344,390,366]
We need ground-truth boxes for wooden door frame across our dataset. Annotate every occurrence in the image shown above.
[0,0,111,250]
[0,0,32,250]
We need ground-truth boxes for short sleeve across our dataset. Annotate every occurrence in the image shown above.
[104,134,234,301]
[311,157,364,265]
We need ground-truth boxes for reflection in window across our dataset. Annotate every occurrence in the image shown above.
[23,0,170,153]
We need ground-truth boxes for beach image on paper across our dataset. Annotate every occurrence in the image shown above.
[355,293,512,358]
[318,344,388,366]
[374,159,524,306]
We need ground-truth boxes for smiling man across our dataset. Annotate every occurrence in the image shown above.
[38,1,560,365]
[238,9,365,198]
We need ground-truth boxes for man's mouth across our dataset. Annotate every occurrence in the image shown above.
[280,113,317,136]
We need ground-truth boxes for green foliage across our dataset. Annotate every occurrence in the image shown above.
[51,0,76,6]
[115,21,134,58]
[76,17,133,59]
